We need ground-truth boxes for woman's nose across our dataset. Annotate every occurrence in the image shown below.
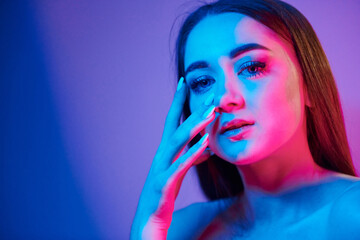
[215,57,245,113]
[215,91,245,113]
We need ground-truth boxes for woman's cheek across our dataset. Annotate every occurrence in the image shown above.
[189,92,204,113]
[260,81,302,153]
[271,55,303,124]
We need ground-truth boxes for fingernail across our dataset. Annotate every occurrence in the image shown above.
[177,77,184,91]
[199,133,209,145]
[204,93,214,106]
[203,105,215,118]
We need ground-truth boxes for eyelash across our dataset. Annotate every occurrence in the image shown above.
[188,61,267,94]
[237,61,266,78]
[189,75,215,94]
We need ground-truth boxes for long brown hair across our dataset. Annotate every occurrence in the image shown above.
[175,0,357,200]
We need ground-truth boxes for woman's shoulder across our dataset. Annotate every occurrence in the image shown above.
[326,174,360,239]
[168,198,232,240]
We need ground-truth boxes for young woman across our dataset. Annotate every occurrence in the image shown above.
[131,0,360,239]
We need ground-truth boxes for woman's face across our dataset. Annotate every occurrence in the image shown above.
[184,13,309,164]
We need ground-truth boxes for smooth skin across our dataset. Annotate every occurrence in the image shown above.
[132,13,360,239]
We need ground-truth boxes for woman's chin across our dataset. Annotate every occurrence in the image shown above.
[215,147,269,166]
[213,139,256,163]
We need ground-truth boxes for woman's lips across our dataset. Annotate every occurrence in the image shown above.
[224,124,254,141]
[220,119,255,141]
[220,119,255,134]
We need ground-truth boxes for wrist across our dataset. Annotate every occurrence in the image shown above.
[141,218,169,240]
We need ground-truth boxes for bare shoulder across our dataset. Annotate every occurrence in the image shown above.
[167,199,231,240]
[326,175,360,239]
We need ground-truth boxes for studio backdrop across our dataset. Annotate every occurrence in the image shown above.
[1,0,359,239]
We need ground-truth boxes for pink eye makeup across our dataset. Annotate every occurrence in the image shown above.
[237,61,267,79]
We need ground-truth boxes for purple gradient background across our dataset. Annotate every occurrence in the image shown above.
[1,0,359,239]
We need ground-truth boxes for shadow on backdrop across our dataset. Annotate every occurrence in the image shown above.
[0,1,100,239]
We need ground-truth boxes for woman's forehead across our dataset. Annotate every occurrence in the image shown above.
[184,12,285,68]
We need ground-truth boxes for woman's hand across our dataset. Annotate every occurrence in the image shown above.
[130,77,215,240]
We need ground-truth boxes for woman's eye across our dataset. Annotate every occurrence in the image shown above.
[189,76,215,94]
[237,61,266,78]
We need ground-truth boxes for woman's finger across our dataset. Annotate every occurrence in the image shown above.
[155,133,209,197]
[152,103,215,173]
[193,147,213,165]
[151,134,209,223]
[164,101,215,163]
[162,77,187,141]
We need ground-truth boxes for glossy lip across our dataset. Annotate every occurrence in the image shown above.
[227,124,254,141]
[220,119,255,134]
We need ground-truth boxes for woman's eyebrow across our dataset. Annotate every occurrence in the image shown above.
[185,61,209,76]
[184,43,269,77]
[230,43,270,59]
